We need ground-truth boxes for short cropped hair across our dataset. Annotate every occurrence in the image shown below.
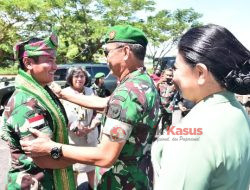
[115,42,146,61]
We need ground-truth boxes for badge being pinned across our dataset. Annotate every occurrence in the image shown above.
[110,126,126,141]
[28,115,45,129]
[50,31,58,47]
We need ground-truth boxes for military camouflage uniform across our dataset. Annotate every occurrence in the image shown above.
[1,86,67,190]
[158,82,176,132]
[97,67,160,189]
[92,83,110,97]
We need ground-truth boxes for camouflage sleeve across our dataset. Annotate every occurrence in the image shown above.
[5,97,53,142]
[102,87,146,142]
[102,117,133,142]
[2,95,54,189]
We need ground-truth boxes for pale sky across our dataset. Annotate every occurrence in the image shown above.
[154,0,250,50]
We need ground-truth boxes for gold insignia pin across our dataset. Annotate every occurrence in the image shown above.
[109,31,116,40]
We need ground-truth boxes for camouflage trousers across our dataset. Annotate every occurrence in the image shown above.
[96,155,153,190]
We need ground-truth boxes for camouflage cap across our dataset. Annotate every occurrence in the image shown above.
[105,25,148,48]
[14,32,58,59]
[95,72,105,79]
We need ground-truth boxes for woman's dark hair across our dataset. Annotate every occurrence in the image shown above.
[17,38,43,70]
[66,66,89,87]
[178,24,250,95]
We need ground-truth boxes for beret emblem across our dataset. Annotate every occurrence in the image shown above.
[109,31,116,40]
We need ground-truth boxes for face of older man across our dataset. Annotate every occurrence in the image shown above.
[105,43,125,78]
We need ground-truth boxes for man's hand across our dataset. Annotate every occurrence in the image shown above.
[74,125,92,136]
[49,82,62,98]
[89,118,101,130]
[20,128,57,157]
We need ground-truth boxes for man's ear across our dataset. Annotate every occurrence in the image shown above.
[23,57,33,70]
[195,63,209,85]
[123,46,130,61]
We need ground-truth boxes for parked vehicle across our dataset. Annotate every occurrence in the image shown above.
[155,56,176,71]
[0,77,15,115]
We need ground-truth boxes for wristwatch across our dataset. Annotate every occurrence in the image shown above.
[50,146,63,160]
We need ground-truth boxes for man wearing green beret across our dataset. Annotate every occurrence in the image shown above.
[95,72,105,79]
[20,25,160,190]
[95,25,160,189]
[0,34,76,190]
[91,72,110,97]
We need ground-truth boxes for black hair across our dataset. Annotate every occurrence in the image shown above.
[128,43,146,61]
[164,68,173,73]
[116,43,146,61]
[178,24,250,95]
[66,66,89,87]
[17,38,43,70]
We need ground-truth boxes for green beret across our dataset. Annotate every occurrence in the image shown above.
[105,25,148,47]
[95,72,105,79]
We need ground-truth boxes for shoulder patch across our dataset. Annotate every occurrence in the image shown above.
[107,104,121,119]
[110,126,126,141]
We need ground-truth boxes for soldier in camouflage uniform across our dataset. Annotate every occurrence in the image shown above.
[91,72,111,97]
[156,68,176,133]
[1,34,76,189]
[20,25,160,190]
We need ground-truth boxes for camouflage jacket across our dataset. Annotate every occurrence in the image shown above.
[91,83,109,97]
[1,86,67,190]
[97,67,160,190]
[158,82,176,113]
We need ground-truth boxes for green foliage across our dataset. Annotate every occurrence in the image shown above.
[144,8,202,68]
[0,0,202,67]
[0,62,18,74]
[0,16,19,64]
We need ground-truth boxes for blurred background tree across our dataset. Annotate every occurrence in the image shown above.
[0,0,202,68]
[144,8,202,69]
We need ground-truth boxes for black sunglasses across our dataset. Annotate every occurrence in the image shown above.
[104,45,124,57]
